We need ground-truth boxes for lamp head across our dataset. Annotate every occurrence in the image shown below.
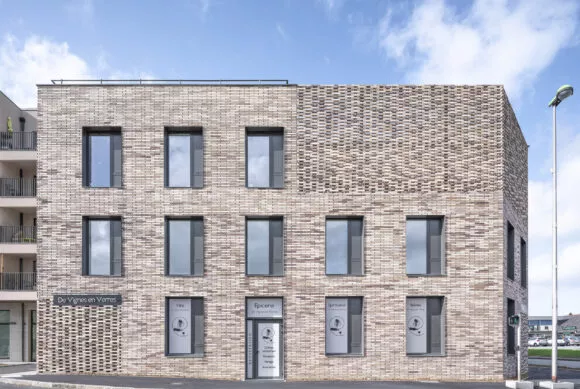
[549,85,574,107]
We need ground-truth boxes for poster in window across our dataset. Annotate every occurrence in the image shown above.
[326,298,348,354]
[406,298,427,354]
[169,299,191,354]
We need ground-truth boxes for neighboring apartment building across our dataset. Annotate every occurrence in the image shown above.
[37,82,528,382]
[0,91,37,363]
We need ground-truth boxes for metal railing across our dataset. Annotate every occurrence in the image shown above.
[0,272,37,291]
[0,226,36,243]
[0,178,36,197]
[0,132,37,150]
[51,79,290,85]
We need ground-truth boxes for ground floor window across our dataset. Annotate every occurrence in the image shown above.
[325,297,363,355]
[0,310,9,359]
[406,297,444,356]
[166,298,204,356]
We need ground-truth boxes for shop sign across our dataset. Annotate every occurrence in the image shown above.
[246,298,283,319]
[53,294,122,307]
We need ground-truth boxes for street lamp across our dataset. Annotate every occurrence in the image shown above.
[547,84,573,383]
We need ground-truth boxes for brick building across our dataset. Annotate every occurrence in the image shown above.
[37,82,528,382]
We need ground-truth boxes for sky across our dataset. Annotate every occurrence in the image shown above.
[0,0,579,316]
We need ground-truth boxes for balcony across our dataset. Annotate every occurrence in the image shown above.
[0,178,37,208]
[0,226,36,254]
[0,272,37,301]
[0,132,37,162]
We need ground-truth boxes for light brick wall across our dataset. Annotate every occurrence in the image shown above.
[37,85,526,381]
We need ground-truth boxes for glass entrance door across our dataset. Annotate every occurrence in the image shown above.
[30,311,36,362]
[256,321,281,379]
[0,311,10,359]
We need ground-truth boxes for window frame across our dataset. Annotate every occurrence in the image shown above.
[164,127,203,188]
[325,217,364,276]
[405,216,445,276]
[82,127,122,188]
[520,238,527,288]
[405,296,446,357]
[325,296,364,356]
[165,217,204,277]
[82,216,122,277]
[165,297,205,357]
[507,222,515,280]
[245,127,284,189]
[245,217,284,276]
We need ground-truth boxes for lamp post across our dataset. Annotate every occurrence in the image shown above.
[547,85,573,382]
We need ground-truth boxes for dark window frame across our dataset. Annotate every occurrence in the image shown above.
[165,217,204,277]
[405,216,445,276]
[82,127,123,188]
[164,127,203,188]
[165,297,205,357]
[507,298,515,355]
[245,127,284,189]
[82,216,122,277]
[325,296,364,356]
[406,296,445,357]
[520,238,527,288]
[325,217,364,276]
[507,222,515,280]
[245,216,284,276]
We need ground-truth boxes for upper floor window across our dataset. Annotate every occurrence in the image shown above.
[166,217,204,276]
[507,222,515,280]
[82,217,122,276]
[406,217,444,275]
[246,217,283,276]
[165,127,203,188]
[82,127,122,188]
[246,128,283,188]
[326,218,363,275]
[520,238,527,288]
[406,297,445,356]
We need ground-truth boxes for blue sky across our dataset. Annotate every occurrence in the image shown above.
[1,0,579,315]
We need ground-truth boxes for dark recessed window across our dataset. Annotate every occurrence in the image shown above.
[507,298,515,354]
[520,238,527,288]
[82,128,122,188]
[246,217,283,275]
[166,218,203,276]
[406,297,444,356]
[246,128,283,188]
[82,217,122,276]
[507,222,515,280]
[406,217,444,275]
[164,128,203,188]
[166,297,204,356]
[325,297,363,356]
[326,218,363,275]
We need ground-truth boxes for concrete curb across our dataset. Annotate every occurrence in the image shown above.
[0,377,156,389]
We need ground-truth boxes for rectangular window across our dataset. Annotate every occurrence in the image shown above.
[406,217,444,275]
[507,298,515,354]
[507,222,515,280]
[406,297,444,356]
[246,218,283,276]
[82,128,122,188]
[520,238,527,288]
[166,218,203,276]
[246,128,283,188]
[82,217,122,276]
[326,218,363,275]
[166,297,204,356]
[164,128,203,188]
[325,297,363,355]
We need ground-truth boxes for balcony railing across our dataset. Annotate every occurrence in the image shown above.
[0,272,36,291]
[0,132,37,151]
[0,226,36,243]
[0,178,36,197]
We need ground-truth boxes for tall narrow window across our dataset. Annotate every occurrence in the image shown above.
[164,128,203,188]
[246,218,283,275]
[82,217,122,276]
[325,297,363,355]
[83,128,122,188]
[326,218,363,275]
[166,297,204,356]
[406,217,444,275]
[166,218,204,276]
[507,222,515,280]
[406,297,444,356]
[520,238,527,288]
[246,128,284,188]
[507,298,515,354]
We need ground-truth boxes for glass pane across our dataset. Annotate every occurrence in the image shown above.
[326,220,348,274]
[168,135,191,187]
[89,220,111,275]
[169,220,191,275]
[168,299,191,354]
[90,136,111,187]
[247,220,270,275]
[0,325,8,358]
[406,219,427,274]
[247,136,270,187]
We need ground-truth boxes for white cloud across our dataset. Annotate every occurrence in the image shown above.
[276,23,289,41]
[379,0,579,98]
[317,0,346,20]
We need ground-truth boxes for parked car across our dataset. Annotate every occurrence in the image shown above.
[547,338,568,346]
[567,336,580,346]
[528,337,548,347]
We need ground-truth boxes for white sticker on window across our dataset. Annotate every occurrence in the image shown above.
[326,298,349,354]
[406,298,427,354]
[169,299,191,354]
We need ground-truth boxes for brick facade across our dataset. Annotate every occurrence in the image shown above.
[37,84,527,381]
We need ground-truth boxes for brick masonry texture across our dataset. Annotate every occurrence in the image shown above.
[37,84,527,381]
